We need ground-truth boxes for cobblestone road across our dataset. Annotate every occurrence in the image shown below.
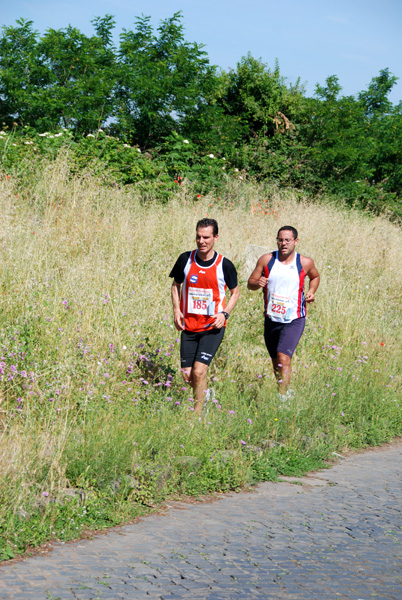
[1,443,401,600]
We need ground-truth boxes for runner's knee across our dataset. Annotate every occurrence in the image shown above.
[192,362,208,381]
[181,368,192,383]
[277,352,291,368]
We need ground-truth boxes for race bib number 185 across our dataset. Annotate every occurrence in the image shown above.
[188,287,214,315]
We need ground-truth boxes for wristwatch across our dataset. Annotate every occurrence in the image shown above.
[221,311,230,320]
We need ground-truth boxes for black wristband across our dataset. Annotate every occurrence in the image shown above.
[221,311,230,320]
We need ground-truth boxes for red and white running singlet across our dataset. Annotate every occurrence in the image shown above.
[263,251,306,323]
[180,250,227,332]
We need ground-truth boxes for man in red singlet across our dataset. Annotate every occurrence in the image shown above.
[247,226,320,398]
[170,219,240,414]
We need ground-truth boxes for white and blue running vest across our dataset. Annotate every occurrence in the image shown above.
[263,251,306,323]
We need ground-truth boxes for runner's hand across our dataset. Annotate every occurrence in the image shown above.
[173,311,185,331]
[212,312,226,329]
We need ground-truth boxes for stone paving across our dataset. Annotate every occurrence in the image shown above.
[0,443,401,600]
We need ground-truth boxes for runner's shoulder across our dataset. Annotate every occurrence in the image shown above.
[222,256,236,270]
[258,252,273,265]
[169,251,192,281]
[176,251,192,267]
[299,254,315,272]
[222,256,238,288]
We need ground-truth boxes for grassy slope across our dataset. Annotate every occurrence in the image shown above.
[0,158,401,559]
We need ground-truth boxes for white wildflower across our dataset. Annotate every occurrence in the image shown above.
[137,148,141,153]
[123,144,130,148]
[87,134,95,138]
[54,132,63,137]
[208,153,215,158]
[239,176,243,180]
[183,139,189,144]
[234,168,239,172]
[38,132,48,137]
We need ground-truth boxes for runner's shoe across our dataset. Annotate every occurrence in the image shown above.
[277,389,294,410]
[203,388,215,415]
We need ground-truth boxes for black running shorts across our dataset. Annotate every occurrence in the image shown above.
[180,328,225,367]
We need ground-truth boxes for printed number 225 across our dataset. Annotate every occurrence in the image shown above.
[272,303,286,315]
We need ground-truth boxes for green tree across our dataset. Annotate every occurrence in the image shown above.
[215,54,305,140]
[0,16,117,132]
[296,70,402,217]
[300,76,374,186]
[361,71,402,195]
[358,68,398,117]
[115,12,217,148]
[181,54,308,183]
[370,107,402,196]
[0,19,44,127]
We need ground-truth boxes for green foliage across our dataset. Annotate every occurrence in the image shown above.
[294,73,402,217]
[0,489,150,562]
[0,127,169,190]
[302,80,374,184]
[1,12,402,215]
[215,54,305,139]
[0,19,42,128]
[358,68,398,117]
[115,12,216,148]
[0,17,118,132]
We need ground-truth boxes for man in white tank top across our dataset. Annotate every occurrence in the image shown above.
[247,226,320,399]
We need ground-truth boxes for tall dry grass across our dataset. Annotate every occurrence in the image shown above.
[0,156,401,556]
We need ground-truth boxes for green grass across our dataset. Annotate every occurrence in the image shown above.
[0,155,401,561]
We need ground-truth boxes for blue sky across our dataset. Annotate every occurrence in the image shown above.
[2,0,402,104]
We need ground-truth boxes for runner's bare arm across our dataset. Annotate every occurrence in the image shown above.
[171,281,185,331]
[247,254,272,290]
[301,257,320,303]
[212,285,240,328]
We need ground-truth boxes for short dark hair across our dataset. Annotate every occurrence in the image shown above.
[196,218,218,236]
[277,225,298,240]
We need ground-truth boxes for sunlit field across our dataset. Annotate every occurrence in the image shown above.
[0,156,401,560]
